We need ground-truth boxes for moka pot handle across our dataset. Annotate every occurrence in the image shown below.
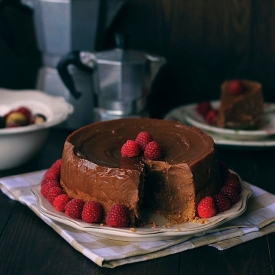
[57,51,95,99]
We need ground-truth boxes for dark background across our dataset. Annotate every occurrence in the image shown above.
[1,0,275,118]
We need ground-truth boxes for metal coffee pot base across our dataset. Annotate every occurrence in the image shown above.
[93,108,149,122]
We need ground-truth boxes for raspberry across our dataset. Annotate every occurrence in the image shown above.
[121,140,141,157]
[43,159,62,181]
[228,79,244,95]
[65,198,84,219]
[47,186,64,204]
[224,173,241,193]
[43,168,60,181]
[196,101,212,118]
[51,159,62,170]
[41,181,60,198]
[81,201,103,223]
[53,194,71,212]
[220,185,239,205]
[205,109,218,125]
[144,141,162,160]
[135,131,153,151]
[41,178,60,187]
[213,194,231,213]
[197,196,217,218]
[106,204,130,228]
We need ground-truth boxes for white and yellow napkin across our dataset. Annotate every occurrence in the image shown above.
[1,170,275,268]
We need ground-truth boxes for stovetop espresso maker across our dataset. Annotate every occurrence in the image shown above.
[57,33,166,122]
[0,0,127,129]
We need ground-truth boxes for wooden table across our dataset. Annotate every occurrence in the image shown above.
[1,128,275,275]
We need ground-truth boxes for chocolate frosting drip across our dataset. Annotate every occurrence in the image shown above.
[68,118,214,168]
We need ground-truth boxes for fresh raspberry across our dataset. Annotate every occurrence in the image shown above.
[106,204,130,228]
[135,131,153,151]
[144,141,162,160]
[196,101,212,118]
[47,186,64,204]
[197,196,217,218]
[81,201,103,223]
[41,178,60,187]
[65,198,84,219]
[228,79,244,95]
[205,109,218,125]
[213,194,231,213]
[121,140,141,157]
[51,159,62,169]
[43,159,62,181]
[43,168,60,181]
[224,173,241,193]
[220,185,239,205]
[41,181,60,198]
[53,194,71,212]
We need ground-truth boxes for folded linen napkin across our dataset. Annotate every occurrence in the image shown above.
[1,170,275,268]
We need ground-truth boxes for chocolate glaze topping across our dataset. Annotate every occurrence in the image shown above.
[68,118,214,168]
[61,118,220,225]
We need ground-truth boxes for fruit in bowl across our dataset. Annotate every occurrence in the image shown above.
[1,106,46,128]
[0,88,73,170]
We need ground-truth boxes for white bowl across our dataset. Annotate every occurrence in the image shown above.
[0,88,74,170]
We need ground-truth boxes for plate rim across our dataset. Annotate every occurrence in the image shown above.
[31,176,252,241]
[184,101,275,138]
[164,103,275,148]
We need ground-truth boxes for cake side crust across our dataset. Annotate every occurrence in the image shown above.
[60,141,145,225]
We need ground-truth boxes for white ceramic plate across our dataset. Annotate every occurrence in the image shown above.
[32,176,252,242]
[165,102,275,149]
[0,88,74,135]
[167,101,275,141]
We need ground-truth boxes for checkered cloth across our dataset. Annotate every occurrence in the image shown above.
[1,170,275,268]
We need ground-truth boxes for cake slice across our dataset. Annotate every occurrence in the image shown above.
[213,79,264,129]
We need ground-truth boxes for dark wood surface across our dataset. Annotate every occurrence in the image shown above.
[0,128,275,275]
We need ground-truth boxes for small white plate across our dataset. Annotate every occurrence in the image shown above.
[32,177,252,242]
[165,102,275,149]
[168,101,275,141]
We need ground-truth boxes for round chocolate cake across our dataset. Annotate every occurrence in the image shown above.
[60,118,221,226]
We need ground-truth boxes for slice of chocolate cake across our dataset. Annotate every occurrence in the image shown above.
[213,79,264,130]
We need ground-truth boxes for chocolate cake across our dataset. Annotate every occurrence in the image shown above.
[213,79,264,129]
[60,118,221,226]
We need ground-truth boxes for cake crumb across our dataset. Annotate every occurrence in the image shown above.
[100,223,104,227]
[192,217,210,224]
[200,219,210,224]
[130,228,136,232]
